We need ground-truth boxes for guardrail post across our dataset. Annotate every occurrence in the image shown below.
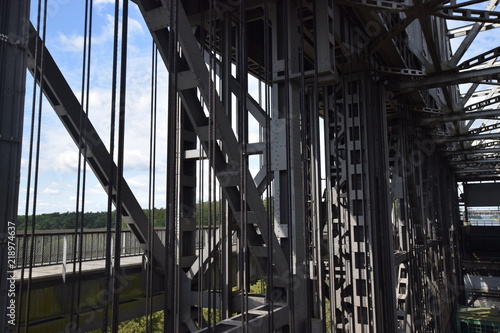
[62,234,67,282]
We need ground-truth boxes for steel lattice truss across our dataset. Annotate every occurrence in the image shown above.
[2,0,500,332]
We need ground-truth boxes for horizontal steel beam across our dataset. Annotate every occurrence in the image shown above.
[435,132,500,143]
[450,158,500,165]
[459,46,500,70]
[421,109,500,124]
[436,7,500,23]
[335,0,406,11]
[468,122,500,134]
[457,174,500,180]
[390,66,500,92]
[447,22,500,38]
[455,168,500,174]
[443,147,500,155]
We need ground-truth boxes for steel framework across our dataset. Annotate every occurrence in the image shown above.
[2,0,500,332]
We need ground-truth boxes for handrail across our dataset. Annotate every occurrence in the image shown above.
[14,226,224,269]
[15,229,162,269]
[469,219,500,226]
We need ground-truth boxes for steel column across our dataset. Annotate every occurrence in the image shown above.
[0,1,29,331]
[271,1,308,330]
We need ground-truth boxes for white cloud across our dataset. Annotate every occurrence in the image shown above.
[95,0,115,4]
[57,32,86,53]
[56,14,144,53]
[42,182,64,195]
[43,188,60,195]
[55,150,80,173]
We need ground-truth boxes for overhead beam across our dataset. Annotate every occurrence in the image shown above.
[443,147,500,155]
[421,109,500,124]
[335,0,406,12]
[436,7,500,24]
[455,168,500,173]
[449,158,500,165]
[391,66,500,92]
[447,22,500,38]
[457,174,500,180]
[458,46,500,70]
[447,0,500,67]
[435,132,500,143]
[468,122,500,134]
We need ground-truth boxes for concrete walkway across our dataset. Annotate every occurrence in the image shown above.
[14,255,143,280]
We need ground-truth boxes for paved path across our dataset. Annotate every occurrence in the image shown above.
[14,255,143,280]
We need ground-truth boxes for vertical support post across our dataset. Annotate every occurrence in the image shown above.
[328,70,396,331]
[271,0,308,330]
[0,1,29,331]
[220,11,233,320]
[176,107,197,332]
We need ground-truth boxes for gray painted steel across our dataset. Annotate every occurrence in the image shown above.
[0,1,29,331]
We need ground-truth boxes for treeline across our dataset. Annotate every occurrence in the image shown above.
[16,201,223,230]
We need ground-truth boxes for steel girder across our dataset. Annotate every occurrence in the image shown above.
[390,66,500,92]
[327,69,396,331]
[389,111,462,332]
[421,109,500,124]
[0,1,30,331]
[434,132,500,143]
[443,147,500,156]
[366,0,500,180]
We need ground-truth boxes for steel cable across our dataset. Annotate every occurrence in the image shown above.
[111,0,129,330]
[70,0,93,328]
[19,1,47,331]
[102,0,121,330]
[146,40,158,332]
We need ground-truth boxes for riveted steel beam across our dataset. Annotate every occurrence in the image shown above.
[448,22,500,38]
[456,168,500,173]
[458,46,500,70]
[450,158,500,166]
[435,132,500,143]
[391,66,500,92]
[421,109,500,124]
[436,7,500,23]
[444,147,500,155]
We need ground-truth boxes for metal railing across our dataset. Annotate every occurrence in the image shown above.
[14,227,225,269]
[469,219,500,226]
[14,228,165,269]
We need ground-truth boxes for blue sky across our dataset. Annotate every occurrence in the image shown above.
[18,1,500,215]
[19,0,170,214]
[19,0,264,215]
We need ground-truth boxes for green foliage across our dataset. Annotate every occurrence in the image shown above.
[325,296,331,332]
[202,307,222,326]
[16,200,226,231]
[88,311,164,333]
[16,211,115,231]
[195,201,221,226]
[249,279,266,295]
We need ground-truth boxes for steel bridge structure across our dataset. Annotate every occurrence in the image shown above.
[2,0,500,332]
